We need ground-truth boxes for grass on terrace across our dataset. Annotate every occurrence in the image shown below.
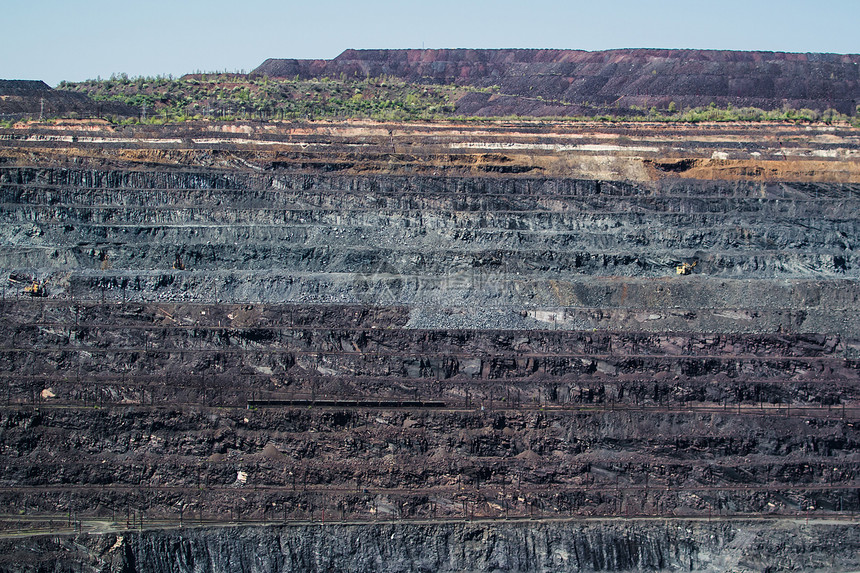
[42,73,860,127]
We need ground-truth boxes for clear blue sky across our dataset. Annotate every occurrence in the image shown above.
[3,0,858,86]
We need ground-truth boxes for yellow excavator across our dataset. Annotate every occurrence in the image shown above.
[9,276,48,297]
[675,261,697,275]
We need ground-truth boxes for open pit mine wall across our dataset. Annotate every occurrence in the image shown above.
[2,520,860,573]
[1,121,859,572]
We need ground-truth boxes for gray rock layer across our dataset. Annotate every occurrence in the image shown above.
[3,520,860,573]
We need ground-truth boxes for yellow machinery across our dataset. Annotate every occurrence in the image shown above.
[9,276,48,297]
[173,254,186,271]
[675,261,697,275]
[24,281,47,297]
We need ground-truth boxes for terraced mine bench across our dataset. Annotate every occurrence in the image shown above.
[0,119,859,572]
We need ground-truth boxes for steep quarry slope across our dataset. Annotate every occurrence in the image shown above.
[5,521,860,572]
[0,119,859,571]
[253,49,860,115]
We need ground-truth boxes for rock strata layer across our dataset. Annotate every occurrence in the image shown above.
[2,520,860,573]
[0,119,858,571]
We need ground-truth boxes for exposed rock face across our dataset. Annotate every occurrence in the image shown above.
[252,49,860,115]
[3,520,860,573]
[0,119,858,571]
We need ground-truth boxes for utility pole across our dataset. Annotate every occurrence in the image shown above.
[39,97,44,121]
[141,102,147,122]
